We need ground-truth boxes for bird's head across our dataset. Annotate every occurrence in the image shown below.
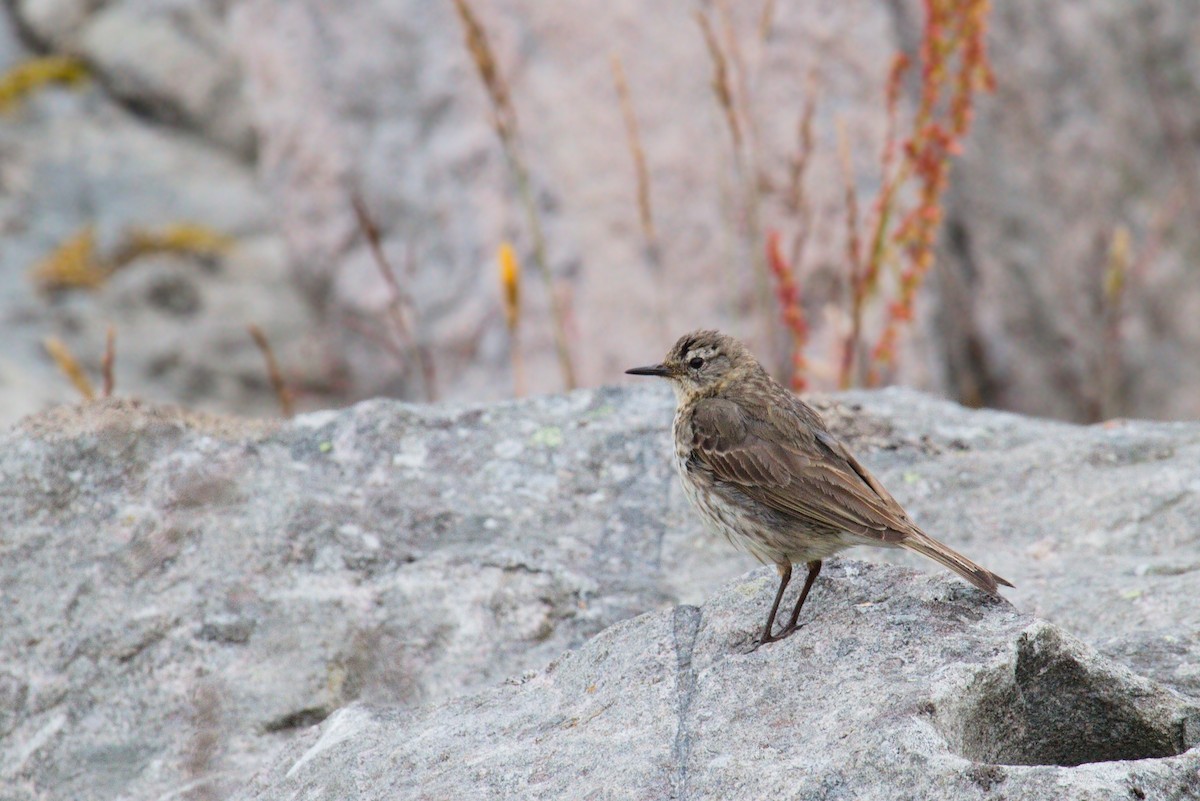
[626,329,761,402]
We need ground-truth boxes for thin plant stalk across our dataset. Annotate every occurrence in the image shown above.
[452,0,576,389]
[785,87,818,271]
[1099,225,1130,421]
[838,55,909,388]
[350,192,438,401]
[696,8,773,364]
[869,0,995,382]
[248,324,295,418]
[610,52,669,341]
[43,337,95,400]
[759,0,778,41]
[101,325,116,398]
[836,121,864,389]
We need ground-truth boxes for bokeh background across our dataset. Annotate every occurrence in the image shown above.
[3,0,1198,427]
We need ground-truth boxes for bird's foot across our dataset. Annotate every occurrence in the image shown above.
[744,622,802,653]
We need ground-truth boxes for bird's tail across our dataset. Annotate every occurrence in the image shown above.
[899,532,1013,596]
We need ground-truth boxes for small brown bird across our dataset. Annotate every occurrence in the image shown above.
[627,330,1012,647]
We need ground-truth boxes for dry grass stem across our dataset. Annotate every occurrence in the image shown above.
[342,315,409,365]
[44,337,96,400]
[452,0,576,389]
[509,162,577,389]
[717,0,769,258]
[248,324,295,418]
[696,10,743,155]
[350,192,438,401]
[858,54,909,295]
[1093,193,1182,418]
[785,86,818,271]
[1097,225,1130,421]
[610,53,658,258]
[610,52,670,339]
[717,0,760,161]
[102,325,116,398]
[697,7,773,363]
[759,0,778,41]
[450,0,514,138]
[1131,188,1184,280]
[836,120,864,389]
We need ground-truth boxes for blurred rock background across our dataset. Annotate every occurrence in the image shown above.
[2,0,1198,425]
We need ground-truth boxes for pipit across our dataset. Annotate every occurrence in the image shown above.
[627,330,1012,647]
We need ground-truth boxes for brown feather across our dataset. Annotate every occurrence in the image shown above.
[630,329,1012,605]
[686,392,1012,595]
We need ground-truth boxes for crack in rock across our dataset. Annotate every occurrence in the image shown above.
[670,605,702,801]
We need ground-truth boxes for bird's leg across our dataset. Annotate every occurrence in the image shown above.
[750,563,792,649]
[776,560,822,638]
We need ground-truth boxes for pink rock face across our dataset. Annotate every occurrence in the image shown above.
[230,0,895,402]
[228,0,1200,421]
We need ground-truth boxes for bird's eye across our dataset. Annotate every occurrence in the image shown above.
[689,356,704,369]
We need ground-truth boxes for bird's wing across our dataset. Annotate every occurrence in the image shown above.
[687,396,914,542]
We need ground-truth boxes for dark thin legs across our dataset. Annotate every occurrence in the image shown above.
[756,563,792,646]
[779,560,822,637]
[753,560,822,648]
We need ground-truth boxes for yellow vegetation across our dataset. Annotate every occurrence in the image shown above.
[30,223,235,292]
[29,226,107,291]
[116,224,235,266]
[0,55,89,113]
[1105,225,1130,302]
[498,241,520,331]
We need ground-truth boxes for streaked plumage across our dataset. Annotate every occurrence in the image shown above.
[628,330,1012,646]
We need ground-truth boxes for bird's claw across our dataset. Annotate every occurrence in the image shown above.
[744,622,801,653]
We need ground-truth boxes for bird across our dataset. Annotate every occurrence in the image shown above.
[626,329,1012,647]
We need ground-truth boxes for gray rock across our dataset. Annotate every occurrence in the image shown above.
[0,386,714,801]
[834,388,1200,701]
[0,6,316,427]
[237,563,1200,801]
[0,6,315,431]
[8,0,93,44]
[926,0,1200,422]
[2,386,1199,800]
[13,0,254,155]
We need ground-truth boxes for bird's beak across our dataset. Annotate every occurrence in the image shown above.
[625,363,670,377]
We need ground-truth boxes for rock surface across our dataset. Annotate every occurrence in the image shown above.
[13,0,253,154]
[927,0,1200,421]
[237,563,1200,801]
[840,389,1200,703]
[0,386,707,801]
[0,7,317,428]
[2,386,1199,799]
